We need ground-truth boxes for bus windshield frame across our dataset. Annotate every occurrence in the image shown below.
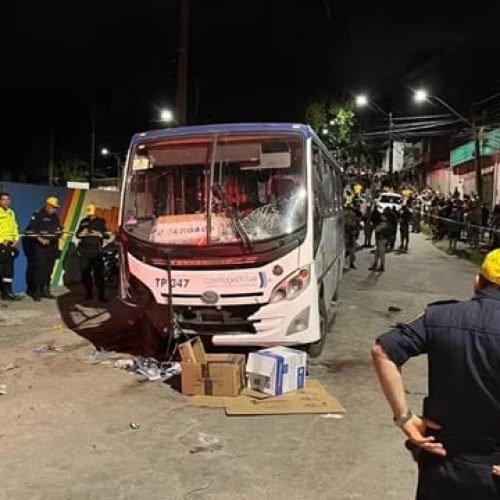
[122,132,307,248]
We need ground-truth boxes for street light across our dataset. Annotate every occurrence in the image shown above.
[355,94,369,107]
[413,89,471,126]
[355,95,394,178]
[413,89,429,103]
[413,88,482,197]
[101,147,110,156]
[160,108,174,123]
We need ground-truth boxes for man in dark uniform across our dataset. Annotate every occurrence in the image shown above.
[399,204,413,252]
[386,206,398,251]
[412,200,422,233]
[371,249,500,499]
[25,196,62,301]
[76,203,110,302]
[369,210,392,273]
[344,205,360,270]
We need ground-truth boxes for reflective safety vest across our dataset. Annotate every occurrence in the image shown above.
[0,207,19,244]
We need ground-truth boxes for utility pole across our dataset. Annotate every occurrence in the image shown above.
[89,105,96,188]
[48,130,55,186]
[388,112,394,182]
[175,0,190,126]
[472,116,483,200]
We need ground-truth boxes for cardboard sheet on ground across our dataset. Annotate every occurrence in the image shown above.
[186,379,345,415]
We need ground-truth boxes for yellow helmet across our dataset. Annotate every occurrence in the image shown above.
[46,196,60,208]
[481,249,500,286]
[86,203,97,216]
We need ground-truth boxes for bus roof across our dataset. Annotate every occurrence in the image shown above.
[131,123,315,143]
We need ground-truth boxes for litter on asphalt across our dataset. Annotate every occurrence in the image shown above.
[0,384,7,395]
[387,306,402,312]
[115,357,182,382]
[34,344,63,354]
[189,433,223,454]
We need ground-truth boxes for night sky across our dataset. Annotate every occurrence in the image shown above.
[1,0,499,179]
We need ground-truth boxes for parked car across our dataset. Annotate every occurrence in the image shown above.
[376,193,404,212]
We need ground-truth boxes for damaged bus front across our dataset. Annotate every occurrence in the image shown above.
[119,124,344,356]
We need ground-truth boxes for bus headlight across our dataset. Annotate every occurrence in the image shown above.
[270,266,311,303]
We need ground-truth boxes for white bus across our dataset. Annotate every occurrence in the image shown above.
[119,123,344,356]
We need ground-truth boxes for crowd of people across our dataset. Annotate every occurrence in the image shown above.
[0,192,110,303]
[420,188,500,251]
[344,182,419,273]
[343,178,500,273]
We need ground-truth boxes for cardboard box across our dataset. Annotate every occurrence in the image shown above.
[246,347,307,396]
[179,338,245,397]
[179,337,207,364]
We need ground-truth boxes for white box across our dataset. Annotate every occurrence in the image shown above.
[246,347,307,396]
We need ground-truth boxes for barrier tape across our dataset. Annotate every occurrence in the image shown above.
[0,231,113,239]
[419,211,500,235]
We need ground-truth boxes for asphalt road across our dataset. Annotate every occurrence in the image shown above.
[0,233,478,500]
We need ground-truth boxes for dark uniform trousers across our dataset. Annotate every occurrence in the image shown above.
[0,244,15,292]
[32,244,58,292]
[400,224,410,250]
[417,447,500,500]
[80,252,105,298]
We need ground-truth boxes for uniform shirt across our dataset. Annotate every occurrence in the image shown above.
[399,209,413,230]
[0,207,19,244]
[26,208,62,250]
[76,216,109,255]
[378,288,500,453]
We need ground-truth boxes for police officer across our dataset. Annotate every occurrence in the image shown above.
[344,205,360,270]
[399,204,413,252]
[0,192,22,300]
[369,209,392,272]
[371,249,500,499]
[76,203,109,302]
[25,196,62,301]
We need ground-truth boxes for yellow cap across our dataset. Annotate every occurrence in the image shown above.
[46,196,60,208]
[86,203,97,216]
[481,249,500,286]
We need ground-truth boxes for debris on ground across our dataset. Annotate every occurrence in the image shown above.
[1,361,20,373]
[34,344,63,354]
[184,481,213,498]
[189,433,222,454]
[129,422,141,430]
[86,347,125,363]
[320,413,344,419]
[115,357,181,382]
[114,358,135,369]
[387,306,402,312]
[0,385,7,395]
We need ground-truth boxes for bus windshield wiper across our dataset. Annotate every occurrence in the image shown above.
[212,184,252,248]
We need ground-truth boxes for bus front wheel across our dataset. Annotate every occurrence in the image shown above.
[306,296,328,358]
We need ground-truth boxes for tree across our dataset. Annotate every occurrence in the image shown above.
[305,101,327,132]
[305,99,366,166]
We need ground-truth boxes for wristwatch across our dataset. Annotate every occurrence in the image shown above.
[394,409,414,429]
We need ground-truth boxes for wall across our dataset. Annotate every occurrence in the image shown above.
[425,166,458,195]
[0,182,120,292]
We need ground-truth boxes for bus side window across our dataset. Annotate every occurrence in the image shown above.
[312,142,323,252]
[320,151,336,217]
[331,168,339,212]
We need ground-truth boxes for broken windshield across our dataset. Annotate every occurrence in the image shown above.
[123,133,307,246]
